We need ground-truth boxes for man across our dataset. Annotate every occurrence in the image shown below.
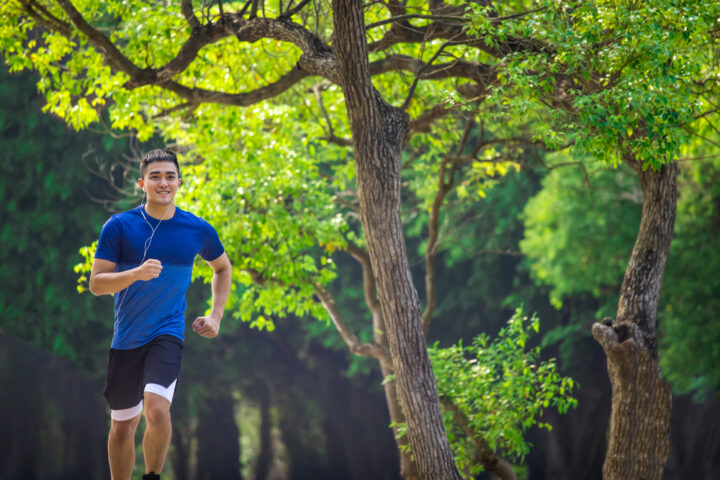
[89,149,232,480]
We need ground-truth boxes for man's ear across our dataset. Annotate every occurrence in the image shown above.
[138,178,145,191]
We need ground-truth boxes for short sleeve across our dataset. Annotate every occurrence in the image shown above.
[95,216,122,263]
[199,221,225,261]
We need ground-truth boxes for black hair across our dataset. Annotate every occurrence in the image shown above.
[140,149,180,178]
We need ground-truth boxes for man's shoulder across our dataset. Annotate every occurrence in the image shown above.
[175,207,213,228]
[109,206,143,223]
[100,207,139,230]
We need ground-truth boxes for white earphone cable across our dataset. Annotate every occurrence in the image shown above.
[114,189,174,321]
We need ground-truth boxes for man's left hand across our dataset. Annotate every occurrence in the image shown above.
[192,315,220,338]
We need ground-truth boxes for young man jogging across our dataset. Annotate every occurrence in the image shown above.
[89,149,232,480]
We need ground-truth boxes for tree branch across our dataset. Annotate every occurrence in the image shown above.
[181,0,200,29]
[150,66,310,106]
[401,37,467,110]
[19,0,73,37]
[54,0,144,78]
[312,81,337,139]
[244,265,390,364]
[345,242,382,316]
[366,14,468,31]
[236,0,253,17]
[322,134,353,146]
[42,2,502,114]
[428,0,466,16]
[281,0,312,19]
[313,283,391,366]
[410,102,454,133]
[370,54,498,83]
[440,397,518,480]
[249,0,260,19]
[420,120,469,336]
[49,2,337,97]
[343,241,388,353]
[151,102,197,119]
[380,0,408,17]
[368,12,551,59]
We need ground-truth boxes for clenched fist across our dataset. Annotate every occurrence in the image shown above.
[136,259,163,281]
[193,315,220,338]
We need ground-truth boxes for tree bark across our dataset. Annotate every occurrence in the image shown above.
[592,160,677,480]
[331,1,461,478]
[380,362,419,479]
[346,244,419,478]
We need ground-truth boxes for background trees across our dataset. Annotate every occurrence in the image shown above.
[1,0,720,478]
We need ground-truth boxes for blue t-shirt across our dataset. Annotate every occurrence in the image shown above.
[95,206,224,349]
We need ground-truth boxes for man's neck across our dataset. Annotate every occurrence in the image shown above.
[144,202,176,220]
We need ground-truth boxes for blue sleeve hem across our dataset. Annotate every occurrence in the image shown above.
[202,248,226,263]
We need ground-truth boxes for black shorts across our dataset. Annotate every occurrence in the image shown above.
[103,334,183,411]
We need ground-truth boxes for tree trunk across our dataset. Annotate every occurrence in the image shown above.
[331,1,461,478]
[380,361,419,479]
[195,393,242,480]
[170,388,194,480]
[254,385,273,480]
[171,423,192,480]
[592,161,677,480]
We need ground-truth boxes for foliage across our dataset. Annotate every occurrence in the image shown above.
[421,168,538,344]
[0,64,135,372]
[4,2,719,474]
[74,241,97,293]
[0,0,521,345]
[468,0,720,169]
[520,162,640,313]
[71,99,352,331]
[659,152,720,398]
[167,104,350,331]
[467,0,720,397]
[520,147,720,397]
[428,309,576,476]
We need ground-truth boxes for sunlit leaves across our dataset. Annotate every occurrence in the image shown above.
[467,0,720,169]
[166,96,349,329]
[73,241,97,293]
[430,309,577,476]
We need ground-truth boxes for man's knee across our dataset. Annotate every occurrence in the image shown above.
[110,415,140,442]
[144,392,171,426]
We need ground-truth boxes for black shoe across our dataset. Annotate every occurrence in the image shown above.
[142,473,160,480]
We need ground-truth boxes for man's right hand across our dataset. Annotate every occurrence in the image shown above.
[136,259,163,281]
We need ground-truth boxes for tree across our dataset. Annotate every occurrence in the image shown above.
[0,1,518,476]
[5,0,715,477]
[0,61,135,371]
[461,1,720,477]
[521,139,720,400]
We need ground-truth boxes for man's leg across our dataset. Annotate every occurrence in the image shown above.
[142,335,183,476]
[143,391,172,474]
[108,413,141,480]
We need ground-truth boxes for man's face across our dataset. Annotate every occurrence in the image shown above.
[138,161,181,205]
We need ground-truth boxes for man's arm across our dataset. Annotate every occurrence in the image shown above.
[192,252,232,338]
[89,258,163,296]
